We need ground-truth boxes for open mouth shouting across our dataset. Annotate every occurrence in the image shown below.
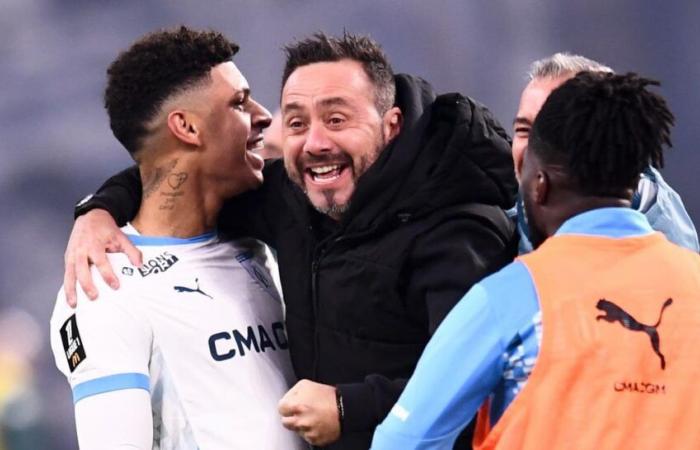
[305,163,351,185]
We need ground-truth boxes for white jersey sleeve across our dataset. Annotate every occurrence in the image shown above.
[50,283,153,448]
[74,389,153,449]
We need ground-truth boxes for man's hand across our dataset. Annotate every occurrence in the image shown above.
[64,209,142,307]
[279,379,341,446]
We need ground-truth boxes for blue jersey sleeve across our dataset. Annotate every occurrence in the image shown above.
[371,261,538,450]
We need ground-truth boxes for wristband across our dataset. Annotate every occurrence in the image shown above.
[74,193,96,219]
[335,387,345,434]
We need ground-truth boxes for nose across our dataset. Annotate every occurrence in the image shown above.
[302,120,333,155]
[250,99,272,132]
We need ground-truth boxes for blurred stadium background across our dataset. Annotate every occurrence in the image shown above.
[1,0,698,448]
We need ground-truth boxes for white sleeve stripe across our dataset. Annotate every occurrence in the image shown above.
[73,372,149,404]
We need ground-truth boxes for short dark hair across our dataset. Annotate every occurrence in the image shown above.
[105,26,239,155]
[530,71,673,197]
[281,31,395,114]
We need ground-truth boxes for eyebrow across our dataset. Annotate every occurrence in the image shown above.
[318,96,353,109]
[229,88,250,106]
[282,96,354,115]
[282,101,304,115]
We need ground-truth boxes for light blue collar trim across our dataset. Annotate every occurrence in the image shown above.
[124,223,216,246]
[556,207,654,239]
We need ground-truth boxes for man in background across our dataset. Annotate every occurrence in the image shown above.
[511,52,698,253]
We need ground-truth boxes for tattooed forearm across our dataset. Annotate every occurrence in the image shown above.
[143,159,178,198]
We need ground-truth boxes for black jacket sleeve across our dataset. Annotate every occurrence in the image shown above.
[74,166,141,226]
[336,209,517,436]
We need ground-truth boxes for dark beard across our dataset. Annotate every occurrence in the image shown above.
[290,127,387,219]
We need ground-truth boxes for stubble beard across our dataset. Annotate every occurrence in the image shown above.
[289,129,387,220]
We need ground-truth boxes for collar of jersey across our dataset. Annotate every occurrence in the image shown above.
[123,223,216,246]
[555,207,653,239]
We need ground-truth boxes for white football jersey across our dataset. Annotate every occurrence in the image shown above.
[50,225,306,449]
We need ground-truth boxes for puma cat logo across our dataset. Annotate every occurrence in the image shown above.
[596,298,673,369]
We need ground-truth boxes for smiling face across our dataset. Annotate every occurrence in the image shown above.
[198,61,271,196]
[512,74,571,179]
[281,59,401,220]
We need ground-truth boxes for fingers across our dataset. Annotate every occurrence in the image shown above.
[278,398,305,417]
[92,251,119,290]
[118,234,143,268]
[63,209,134,306]
[75,248,98,300]
[281,415,300,430]
[63,254,78,308]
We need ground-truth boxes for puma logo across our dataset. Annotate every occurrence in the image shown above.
[174,278,213,299]
[596,298,673,369]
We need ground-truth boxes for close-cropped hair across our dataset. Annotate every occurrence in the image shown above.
[528,52,613,80]
[105,26,239,156]
[281,31,395,114]
[529,71,674,198]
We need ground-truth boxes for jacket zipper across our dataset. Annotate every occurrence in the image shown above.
[308,219,404,379]
[310,255,321,378]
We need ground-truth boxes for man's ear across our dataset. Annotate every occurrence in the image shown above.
[382,106,402,142]
[534,169,550,205]
[167,110,202,147]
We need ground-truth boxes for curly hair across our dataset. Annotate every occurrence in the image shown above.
[105,26,239,155]
[529,71,673,197]
[281,31,395,114]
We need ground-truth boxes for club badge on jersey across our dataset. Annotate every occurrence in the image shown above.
[60,314,86,372]
[235,251,281,303]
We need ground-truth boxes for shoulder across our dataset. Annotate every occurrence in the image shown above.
[459,261,539,342]
[411,204,516,255]
[477,260,536,301]
[49,282,152,382]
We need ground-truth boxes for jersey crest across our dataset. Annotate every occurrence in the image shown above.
[235,251,281,303]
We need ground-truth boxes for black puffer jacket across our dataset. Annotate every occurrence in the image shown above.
[85,74,518,449]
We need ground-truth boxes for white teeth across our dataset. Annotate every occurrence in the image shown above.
[310,165,340,175]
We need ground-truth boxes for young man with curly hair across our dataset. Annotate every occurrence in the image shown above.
[50,26,305,449]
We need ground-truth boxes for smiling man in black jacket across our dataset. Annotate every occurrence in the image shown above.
[64,32,518,449]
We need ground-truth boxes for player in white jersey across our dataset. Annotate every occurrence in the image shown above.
[49,27,306,449]
[51,230,302,449]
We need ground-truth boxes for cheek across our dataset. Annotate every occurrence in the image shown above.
[340,132,380,166]
[512,138,527,176]
[282,137,303,165]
